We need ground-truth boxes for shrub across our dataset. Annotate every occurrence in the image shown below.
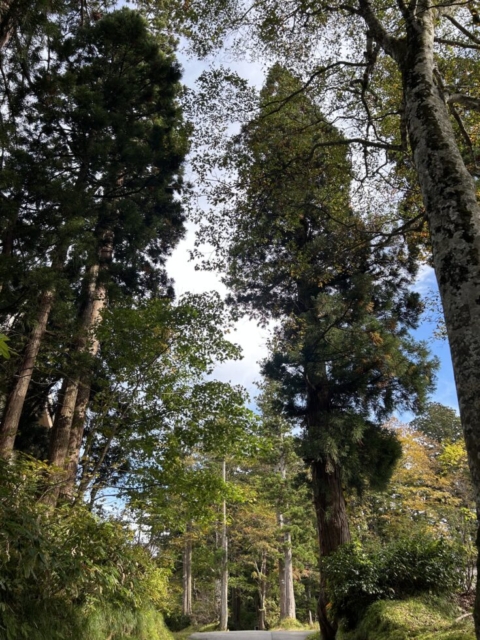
[323,535,464,628]
[0,457,171,640]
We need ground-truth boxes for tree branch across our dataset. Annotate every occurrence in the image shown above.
[356,0,404,60]
[447,93,480,112]
[445,14,480,45]
[435,36,480,50]
[310,137,403,151]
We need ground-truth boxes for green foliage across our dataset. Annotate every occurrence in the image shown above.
[0,335,9,359]
[0,456,170,640]
[323,536,464,628]
[410,403,463,443]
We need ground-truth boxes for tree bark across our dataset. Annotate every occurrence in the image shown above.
[62,381,91,497]
[256,553,268,631]
[219,459,229,631]
[182,526,193,617]
[0,289,55,458]
[49,231,112,478]
[396,6,480,637]
[283,529,296,620]
[277,453,296,620]
[312,457,351,640]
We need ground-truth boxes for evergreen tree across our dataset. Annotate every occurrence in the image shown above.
[213,64,437,639]
[0,9,190,483]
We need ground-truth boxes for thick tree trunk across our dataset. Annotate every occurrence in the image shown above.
[312,457,351,640]
[46,240,111,507]
[0,289,55,458]
[48,231,113,501]
[283,529,296,619]
[182,527,193,617]
[399,8,480,637]
[219,459,229,630]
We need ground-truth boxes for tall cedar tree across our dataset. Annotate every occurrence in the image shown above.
[0,10,189,484]
[179,0,480,631]
[221,65,436,640]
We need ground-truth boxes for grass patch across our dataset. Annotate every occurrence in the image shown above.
[337,596,474,640]
[271,618,316,631]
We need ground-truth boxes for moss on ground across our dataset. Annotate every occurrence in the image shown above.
[337,596,474,640]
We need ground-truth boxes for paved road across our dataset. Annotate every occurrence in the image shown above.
[190,631,314,640]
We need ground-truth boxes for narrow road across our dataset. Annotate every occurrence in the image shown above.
[190,631,314,640]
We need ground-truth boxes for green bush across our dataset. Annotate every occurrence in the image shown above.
[323,535,464,628]
[381,535,462,597]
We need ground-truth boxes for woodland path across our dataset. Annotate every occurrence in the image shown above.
[190,631,314,640]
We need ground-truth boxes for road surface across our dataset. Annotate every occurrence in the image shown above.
[190,631,314,640]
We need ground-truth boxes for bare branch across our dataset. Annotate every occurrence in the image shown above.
[260,60,368,116]
[435,36,480,50]
[310,137,403,151]
[445,14,480,45]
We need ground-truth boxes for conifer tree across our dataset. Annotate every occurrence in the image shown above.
[210,64,437,639]
[0,9,189,482]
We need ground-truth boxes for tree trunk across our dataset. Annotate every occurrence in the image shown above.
[219,459,229,631]
[45,232,113,505]
[277,490,296,618]
[182,526,193,617]
[63,381,91,498]
[0,0,15,48]
[48,231,113,500]
[0,289,55,458]
[399,9,480,637]
[283,529,296,619]
[257,553,268,631]
[312,457,351,640]
[232,587,241,629]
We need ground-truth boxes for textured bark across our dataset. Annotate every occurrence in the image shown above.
[312,458,351,640]
[49,231,112,480]
[283,530,296,619]
[62,381,91,498]
[0,290,55,458]
[397,6,480,637]
[277,456,296,620]
[219,459,229,631]
[182,528,193,617]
